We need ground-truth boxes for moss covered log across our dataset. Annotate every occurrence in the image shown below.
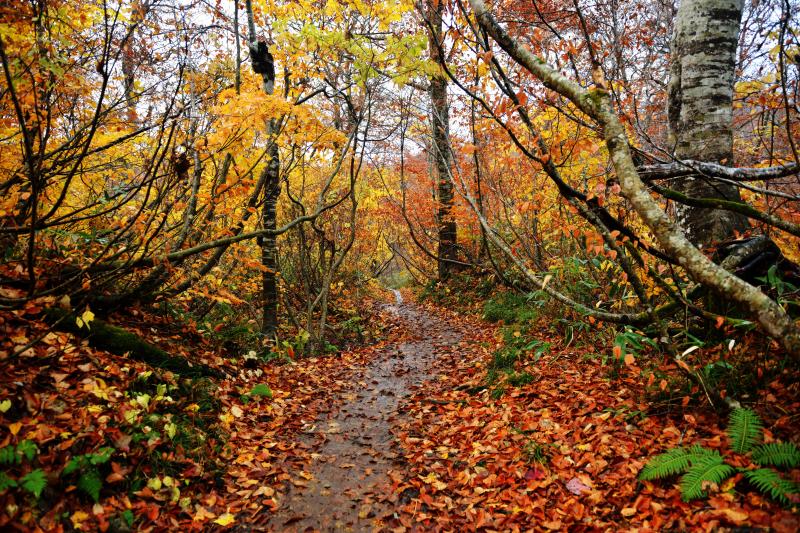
[44,308,224,378]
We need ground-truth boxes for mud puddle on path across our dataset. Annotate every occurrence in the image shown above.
[264,299,462,532]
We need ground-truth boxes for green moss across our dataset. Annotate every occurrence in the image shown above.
[44,308,222,378]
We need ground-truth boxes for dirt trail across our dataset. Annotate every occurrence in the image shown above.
[265,297,463,532]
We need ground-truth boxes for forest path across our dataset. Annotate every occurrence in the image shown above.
[264,296,465,531]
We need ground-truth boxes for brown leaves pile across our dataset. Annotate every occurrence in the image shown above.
[384,308,799,532]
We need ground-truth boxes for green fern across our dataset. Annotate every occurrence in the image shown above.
[77,469,102,502]
[0,445,18,465]
[727,408,763,454]
[744,469,800,506]
[679,454,734,501]
[639,448,691,481]
[639,445,717,481]
[752,442,800,470]
[0,472,18,492]
[640,408,798,507]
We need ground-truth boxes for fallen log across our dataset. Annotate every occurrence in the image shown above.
[44,308,224,378]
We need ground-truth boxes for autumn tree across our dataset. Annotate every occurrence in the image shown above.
[461,0,800,355]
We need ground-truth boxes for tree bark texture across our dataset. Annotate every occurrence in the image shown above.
[667,0,748,247]
[426,0,457,280]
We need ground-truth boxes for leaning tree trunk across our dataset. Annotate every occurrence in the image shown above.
[467,0,800,356]
[244,0,281,337]
[426,0,457,280]
[667,0,748,248]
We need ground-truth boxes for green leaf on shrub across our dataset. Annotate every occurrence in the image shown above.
[89,447,114,465]
[20,469,47,498]
[0,445,18,465]
[0,471,18,492]
[16,440,37,462]
[63,455,85,475]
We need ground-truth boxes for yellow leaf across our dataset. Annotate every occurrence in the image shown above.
[71,510,90,528]
[193,506,216,522]
[77,307,95,329]
[717,508,748,523]
[8,422,22,436]
[420,472,438,485]
[214,513,236,526]
[624,353,635,366]
[0,399,11,413]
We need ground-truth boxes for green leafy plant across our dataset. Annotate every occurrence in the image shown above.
[639,445,718,482]
[678,453,734,501]
[507,371,534,387]
[757,264,799,311]
[482,292,543,324]
[62,447,114,502]
[0,441,46,499]
[522,440,552,465]
[0,440,37,465]
[20,469,48,499]
[751,442,800,469]
[728,407,763,453]
[639,408,800,505]
[240,383,273,404]
[744,469,799,506]
[0,471,18,492]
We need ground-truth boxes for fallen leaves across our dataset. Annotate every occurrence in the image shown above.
[384,303,800,532]
[212,512,236,526]
[565,477,590,495]
[1,290,799,532]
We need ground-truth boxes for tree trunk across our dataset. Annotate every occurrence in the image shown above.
[667,0,748,248]
[244,0,281,337]
[468,0,800,357]
[426,0,457,280]
[261,144,281,337]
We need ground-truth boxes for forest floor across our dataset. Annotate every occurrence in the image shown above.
[262,290,466,531]
[1,288,799,531]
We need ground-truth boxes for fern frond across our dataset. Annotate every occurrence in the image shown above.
[687,444,718,458]
[679,454,734,501]
[639,448,691,481]
[752,442,800,470]
[639,445,719,481]
[744,468,800,506]
[727,408,763,454]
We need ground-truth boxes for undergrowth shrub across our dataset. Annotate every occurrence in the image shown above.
[639,408,800,505]
[482,291,543,324]
[486,326,550,396]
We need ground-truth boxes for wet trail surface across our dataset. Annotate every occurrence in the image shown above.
[265,293,465,531]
